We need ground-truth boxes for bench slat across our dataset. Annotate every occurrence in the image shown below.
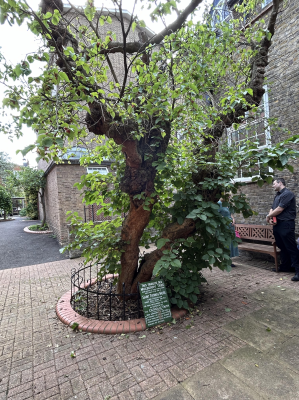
[238,243,280,255]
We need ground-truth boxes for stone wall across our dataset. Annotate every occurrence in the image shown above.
[235,0,299,230]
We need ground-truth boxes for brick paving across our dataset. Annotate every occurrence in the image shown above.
[0,257,298,400]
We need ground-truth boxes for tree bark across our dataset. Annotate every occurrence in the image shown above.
[117,197,154,294]
[39,188,46,227]
[131,218,196,292]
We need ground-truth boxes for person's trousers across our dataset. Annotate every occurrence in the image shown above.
[273,220,299,273]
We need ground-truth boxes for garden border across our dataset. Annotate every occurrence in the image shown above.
[56,274,188,334]
[24,226,53,234]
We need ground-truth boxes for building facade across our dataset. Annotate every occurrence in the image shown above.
[211,0,299,230]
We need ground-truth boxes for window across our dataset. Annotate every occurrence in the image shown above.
[210,0,231,28]
[227,86,272,182]
[86,167,109,175]
[61,146,88,160]
[262,0,272,8]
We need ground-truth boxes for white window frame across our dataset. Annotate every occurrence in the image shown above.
[227,86,272,183]
[86,166,109,175]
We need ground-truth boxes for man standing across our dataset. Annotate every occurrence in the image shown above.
[266,178,299,281]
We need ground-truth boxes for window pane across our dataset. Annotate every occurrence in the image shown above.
[227,86,271,181]
[87,167,109,175]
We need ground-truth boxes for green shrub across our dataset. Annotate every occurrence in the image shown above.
[19,208,27,216]
[0,186,12,218]
[25,201,38,219]
[28,223,49,231]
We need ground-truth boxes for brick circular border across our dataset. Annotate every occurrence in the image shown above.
[24,226,53,234]
[56,275,188,334]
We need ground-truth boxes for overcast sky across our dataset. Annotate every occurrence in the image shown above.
[0,0,209,167]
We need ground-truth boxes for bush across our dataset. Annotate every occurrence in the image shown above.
[0,186,12,218]
[25,201,39,219]
[28,223,49,231]
[19,208,27,216]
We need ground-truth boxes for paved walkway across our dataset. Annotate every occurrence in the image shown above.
[0,257,298,400]
[0,216,68,270]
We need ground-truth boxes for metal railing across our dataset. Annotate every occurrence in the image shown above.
[84,204,112,223]
[70,263,143,321]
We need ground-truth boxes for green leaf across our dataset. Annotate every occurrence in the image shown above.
[51,11,60,25]
[156,238,170,249]
[43,12,52,19]
[41,137,53,147]
[171,259,181,268]
[71,322,79,331]
[70,351,76,358]
[177,216,184,225]
[59,71,70,82]
[186,210,198,219]
[21,145,35,156]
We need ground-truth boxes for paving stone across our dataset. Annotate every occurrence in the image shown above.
[182,362,261,399]
[248,286,299,310]
[267,335,299,373]
[220,345,299,399]
[249,307,299,336]
[223,314,287,351]
[1,253,298,400]
[151,385,194,400]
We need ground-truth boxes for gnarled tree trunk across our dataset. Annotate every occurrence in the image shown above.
[35,0,281,294]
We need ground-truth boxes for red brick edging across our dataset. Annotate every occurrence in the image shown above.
[24,226,53,234]
[56,275,188,334]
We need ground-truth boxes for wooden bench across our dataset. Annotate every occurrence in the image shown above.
[235,224,281,272]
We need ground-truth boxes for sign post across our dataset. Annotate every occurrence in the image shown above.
[139,280,172,328]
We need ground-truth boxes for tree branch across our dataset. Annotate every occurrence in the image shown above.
[203,0,281,143]
[100,0,204,55]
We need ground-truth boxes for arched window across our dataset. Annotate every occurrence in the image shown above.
[61,146,88,160]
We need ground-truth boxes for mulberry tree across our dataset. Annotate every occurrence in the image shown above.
[1,0,297,307]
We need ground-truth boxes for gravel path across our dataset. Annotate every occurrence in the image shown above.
[0,216,68,270]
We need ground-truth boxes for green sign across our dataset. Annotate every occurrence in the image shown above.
[139,280,172,328]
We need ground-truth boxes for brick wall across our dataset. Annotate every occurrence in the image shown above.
[55,163,86,245]
[41,161,113,247]
[42,165,62,241]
